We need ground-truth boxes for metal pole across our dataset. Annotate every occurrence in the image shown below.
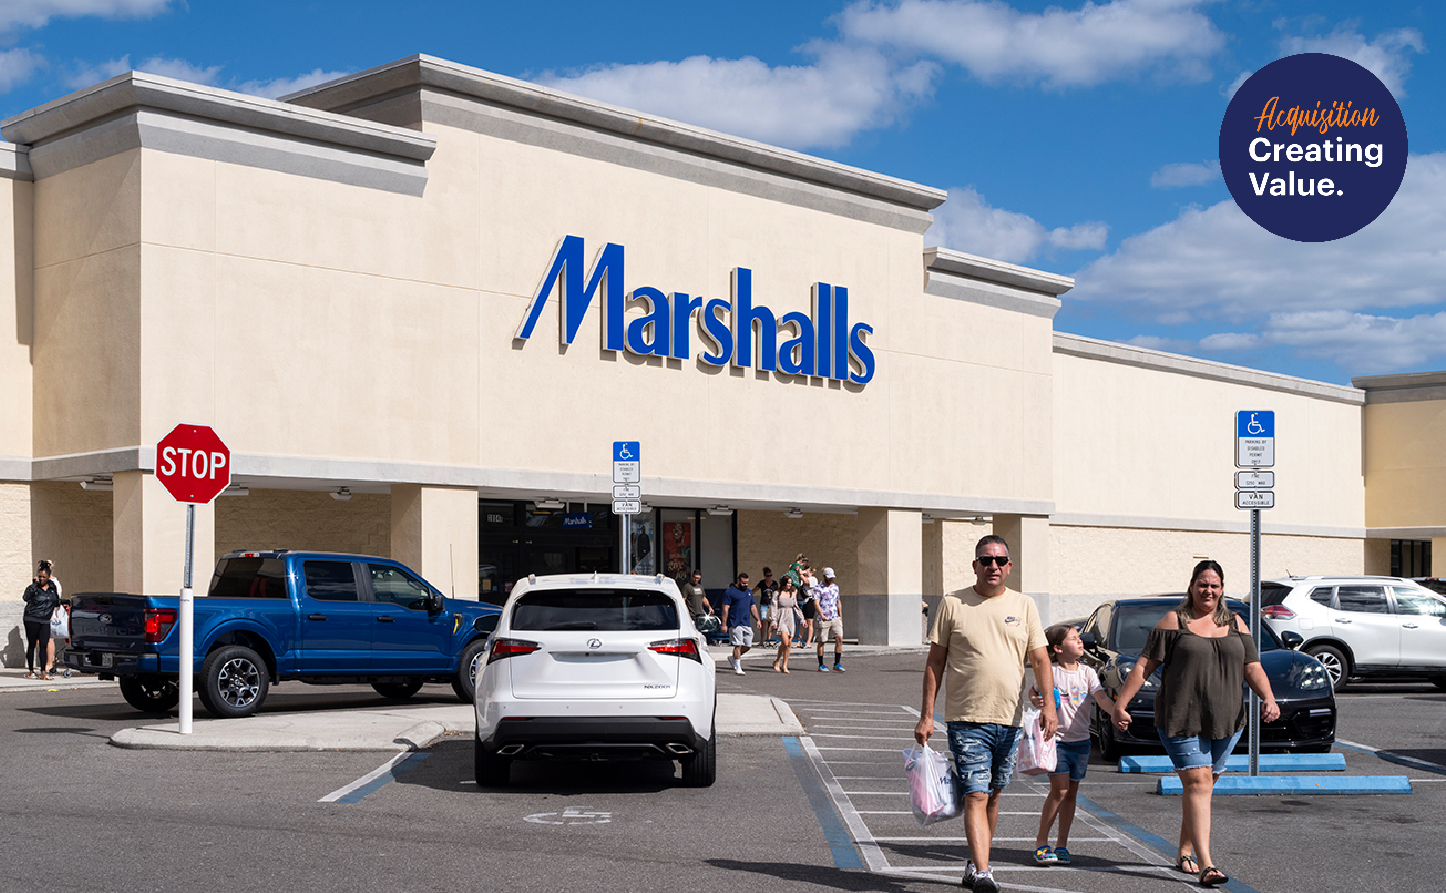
[179,503,195,735]
[619,513,628,574]
[1248,507,1261,776]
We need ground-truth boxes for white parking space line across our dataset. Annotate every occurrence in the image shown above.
[873,836,1115,842]
[319,752,412,803]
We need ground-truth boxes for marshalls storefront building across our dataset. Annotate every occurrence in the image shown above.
[2,55,1443,655]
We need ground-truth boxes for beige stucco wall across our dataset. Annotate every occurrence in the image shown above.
[1047,524,1366,621]
[390,484,479,598]
[0,482,31,597]
[30,480,112,593]
[736,509,858,597]
[214,488,390,564]
[1052,351,1364,530]
[0,173,32,460]
[1361,399,1446,528]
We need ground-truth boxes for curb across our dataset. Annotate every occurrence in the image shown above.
[1156,774,1412,795]
[1120,753,1347,773]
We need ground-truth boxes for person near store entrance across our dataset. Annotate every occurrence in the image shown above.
[914,535,1058,893]
[755,567,779,645]
[807,567,844,672]
[720,572,761,675]
[681,569,711,617]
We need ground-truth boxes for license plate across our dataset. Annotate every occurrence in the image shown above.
[100,652,114,668]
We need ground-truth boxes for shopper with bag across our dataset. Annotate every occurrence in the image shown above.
[915,535,1057,893]
[22,560,61,680]
[1027,625,1116,866]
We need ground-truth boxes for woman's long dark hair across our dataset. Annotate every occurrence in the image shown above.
[1175,559,1233,627]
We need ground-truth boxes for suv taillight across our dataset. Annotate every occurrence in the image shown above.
[1261,606,1296,620]
[487,638,540,664]
[144,608,177,643]
[649,638,702,663]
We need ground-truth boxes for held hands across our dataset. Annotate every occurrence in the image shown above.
[1111,703,1132,731]
[1029,689,1045,709]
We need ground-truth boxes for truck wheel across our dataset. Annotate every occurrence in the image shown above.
[118,676,180,713]
[475,733,511,786]
[452,638,489,703]
[372,679,423,700]
[200,645,269,718]
[680,723,717,788]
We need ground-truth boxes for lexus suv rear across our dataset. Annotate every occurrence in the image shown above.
[473,573,717,787]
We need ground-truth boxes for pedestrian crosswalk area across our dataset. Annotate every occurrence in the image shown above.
[786,699,1183,892]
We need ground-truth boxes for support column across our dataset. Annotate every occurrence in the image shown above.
[113,470,214,595]
[992,514,1052,625]
[855,507,923,646]
[1433,538,1446,577]
[390,484,479,600]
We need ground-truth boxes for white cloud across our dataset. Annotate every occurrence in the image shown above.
[0,0,171,32]
[1150,160,1219,188]
[236,68,351,100]
[61,56,130,90]
[131,55,222,85]
[838,0,1226,88]
[539,45,936,150]
[1278,24,1425,98]
[1073,152,1446,321]
[1223,69,1251,98]
[924,186,1107,263]
[0,46,42,92]
[1074,152,1446,374]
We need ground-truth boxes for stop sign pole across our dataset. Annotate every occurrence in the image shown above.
[155,424,231,734]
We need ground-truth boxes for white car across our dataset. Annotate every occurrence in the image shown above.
[1260,575,1446,692]
[473,572,717,787]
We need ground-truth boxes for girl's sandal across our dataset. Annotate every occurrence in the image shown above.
[1176,854,1200,875]
[1199,866,1229,887]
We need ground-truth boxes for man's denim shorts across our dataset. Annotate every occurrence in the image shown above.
[946,721,1023,795]
[1051,738,1092,781]
[1157,727,1244,774]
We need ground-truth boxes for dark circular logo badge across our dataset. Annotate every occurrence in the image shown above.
[1219,53,1407,242]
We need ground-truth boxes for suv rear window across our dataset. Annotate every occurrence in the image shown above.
[1259,583,1291,606]
[209,558,288,599]
[511,589,679,631]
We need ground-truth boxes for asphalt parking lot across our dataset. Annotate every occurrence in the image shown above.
[4,652,1444,892]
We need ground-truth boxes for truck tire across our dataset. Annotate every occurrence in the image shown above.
[118,675,180,713]
[199,645,269,718]
[475,732,511,787]
[680,723,717,788]
[452,638,489,703]
[372,679,424,700]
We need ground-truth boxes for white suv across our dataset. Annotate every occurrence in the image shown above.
[473,573,717,787]
[1260,575,1446,692]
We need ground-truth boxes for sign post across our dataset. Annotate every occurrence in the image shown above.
[1234,411,1274,776]
[155,424,231,734]
[612,442,640,573]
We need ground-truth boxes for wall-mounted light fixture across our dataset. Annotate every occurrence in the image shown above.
[79,476,113,491]
[534,498,566,510]
[706,505,733,516]
[222,483,249,497]
[784,508,803,519]
[330,487,352,501]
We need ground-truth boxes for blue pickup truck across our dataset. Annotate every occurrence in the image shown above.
[63,550,501,718]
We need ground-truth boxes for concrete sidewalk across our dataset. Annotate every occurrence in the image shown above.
[0,667,117,692]
[110,692,802,752]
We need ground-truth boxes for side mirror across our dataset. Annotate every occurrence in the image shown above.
[473,614,500,635]
[1079,631,1098,650]
[1280,630,1304,650]
[426,592,444,614]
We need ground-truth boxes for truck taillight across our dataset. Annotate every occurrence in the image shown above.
[145,608,177,643]
[487,638,540,664]
[649,638,702,663]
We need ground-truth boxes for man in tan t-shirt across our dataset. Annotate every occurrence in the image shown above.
[915,535,1057,893]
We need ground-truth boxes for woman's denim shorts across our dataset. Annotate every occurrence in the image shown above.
[1157,727,1244,774]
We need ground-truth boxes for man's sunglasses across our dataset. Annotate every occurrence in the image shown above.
[975,555,1010,567]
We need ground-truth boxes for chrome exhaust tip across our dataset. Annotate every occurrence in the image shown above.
[665,743,694,755]
[497,744,525,756]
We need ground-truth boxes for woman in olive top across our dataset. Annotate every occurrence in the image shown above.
[1111,560,1279,888]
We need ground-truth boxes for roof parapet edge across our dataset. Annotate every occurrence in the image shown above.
[1054,332,1365,404]
[1351,370,1446,390]
[283,54,946,212]
[1,71,435,162]
[0,142,31,180]
[924,246,1074,296]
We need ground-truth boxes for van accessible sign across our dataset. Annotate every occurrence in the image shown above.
[515,236,876,384]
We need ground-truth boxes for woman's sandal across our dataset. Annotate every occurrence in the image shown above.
[1175,853,1200,875]
[1199,866,1229,887]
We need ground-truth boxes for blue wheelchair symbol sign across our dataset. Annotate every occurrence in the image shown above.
[613,441,640,463]
[1236,411,1274,438]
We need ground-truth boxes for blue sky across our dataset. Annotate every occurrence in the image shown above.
[2,0,1441,384]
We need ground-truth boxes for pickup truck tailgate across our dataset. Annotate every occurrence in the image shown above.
[69,594,170,651]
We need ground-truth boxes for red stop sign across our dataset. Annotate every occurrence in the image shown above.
[155,424,231,504]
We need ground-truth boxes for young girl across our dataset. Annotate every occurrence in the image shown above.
[1030,624,1115,865]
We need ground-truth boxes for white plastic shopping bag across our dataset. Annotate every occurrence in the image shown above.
[902,742,959,825]
[1016,707,1057,776]
[49,604,70,639]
